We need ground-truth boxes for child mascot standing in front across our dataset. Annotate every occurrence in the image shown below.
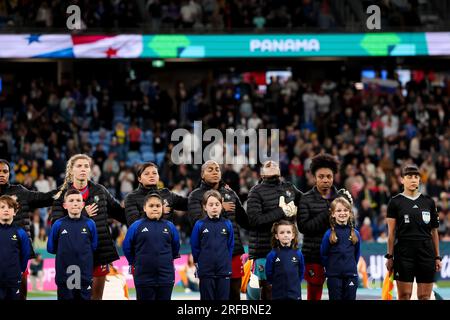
[320,197,361,300]
[123,193,180,300]
[47,189,98,300]
[265,220,305,300]
[191,190,234,300]
[0,195,31,300]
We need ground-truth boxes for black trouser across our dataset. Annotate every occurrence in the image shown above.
[57,285,92,300]
[136,285,173,300]
[200,277,230,300]
[327,276,358,300]
[0,286,20,300]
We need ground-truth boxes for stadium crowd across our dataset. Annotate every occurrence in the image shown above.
[0,66,449,249]
[0,0,436,32]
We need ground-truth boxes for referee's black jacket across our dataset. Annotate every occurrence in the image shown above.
[50,181,125,266]
[297,186,341,264]
[0,183,56,258]
[124,184,188,226]
[247,177,302,259]
[188,180,248,256]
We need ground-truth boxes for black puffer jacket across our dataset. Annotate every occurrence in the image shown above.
[188,180,249,256]
[0,183,56,257]
[50,181,126,266]
[247,178,302,259]
[297,186,341,264]
[124,184,188,226]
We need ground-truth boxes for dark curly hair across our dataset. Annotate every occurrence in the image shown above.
[310,153,339,175]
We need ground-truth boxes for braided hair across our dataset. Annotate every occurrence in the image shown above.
[328,197,358,245]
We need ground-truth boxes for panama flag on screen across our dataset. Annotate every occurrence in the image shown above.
[72,35,143,58]
[0,34,74,58]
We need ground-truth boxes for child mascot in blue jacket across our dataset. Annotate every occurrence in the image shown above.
[48,189,98,300]
[123,193,180,300]
[191,190,234,300]
[265,220,305,300]
[320,197,361,300]
[0,195,31,300]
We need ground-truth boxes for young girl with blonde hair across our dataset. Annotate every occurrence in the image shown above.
[320,197,361,300]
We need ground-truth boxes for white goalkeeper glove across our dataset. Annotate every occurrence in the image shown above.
[279,196,298,217]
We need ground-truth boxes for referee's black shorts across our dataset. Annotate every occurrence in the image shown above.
[393,240,436,283]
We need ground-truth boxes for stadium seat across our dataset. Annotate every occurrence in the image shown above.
[155,152,165,167]
[126,151,141,167]
[143,130,153,141]
[140,145,153,154]
[141,151,155,162]
[112,102,125,118]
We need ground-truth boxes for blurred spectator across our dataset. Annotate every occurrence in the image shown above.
[34,174,51,193]
[119,167,135,199]
[318,0,335,29]
[180,0,201,29]
[30,210,43,243]
[91,162,102,184]
[359,217,374,242]
[239,95,253,119]
[438,210,448,239]
[103,152,120,182]
[356,199,375,229]
[93,144,108,168]
[128,121,142,152]
[252,8,266,30]
[114,123,127,160]
[29,253,44,292]
[33,227,48,250]
[302,86,316,124]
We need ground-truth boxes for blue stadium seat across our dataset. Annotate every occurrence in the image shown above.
[141,151,155,162]
[90,131,100,140]
[155,152,165,167]
[126,151,141,167]
[43,146,48,161]
[112,102,125,118]
[89,137,100,146]
[105,130,113,142]
[140,145,153,154]
[142,130,153,146]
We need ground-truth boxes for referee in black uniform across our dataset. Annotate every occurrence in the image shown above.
[385,164,442,300]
